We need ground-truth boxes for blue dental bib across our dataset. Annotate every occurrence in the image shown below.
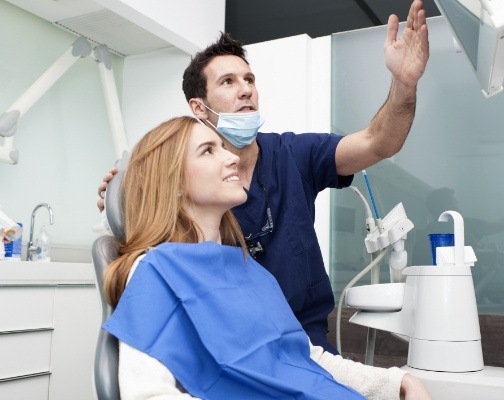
[104,242,364,399]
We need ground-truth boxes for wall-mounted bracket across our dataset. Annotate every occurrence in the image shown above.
[0,36,128,164]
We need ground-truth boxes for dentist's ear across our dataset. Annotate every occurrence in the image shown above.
[188,98,209,119]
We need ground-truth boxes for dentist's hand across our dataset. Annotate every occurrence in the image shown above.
[97,166,118,212]
[400,374,432,400]
[385,0,429,89]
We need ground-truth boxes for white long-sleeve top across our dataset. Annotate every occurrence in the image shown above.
[119,341,406,400]
[118,255,406,400]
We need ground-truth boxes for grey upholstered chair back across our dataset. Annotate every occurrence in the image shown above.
[92,235,121,400]
[92,154,127,400]
[104,169,126,243]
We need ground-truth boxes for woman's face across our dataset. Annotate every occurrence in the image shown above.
[183,123,247,215]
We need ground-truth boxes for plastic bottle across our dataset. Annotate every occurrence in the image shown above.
[36,225,51,262]
[4,222,23,261]
[0,207,22,242]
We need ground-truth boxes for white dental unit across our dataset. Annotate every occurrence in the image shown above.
[344,203,504,399]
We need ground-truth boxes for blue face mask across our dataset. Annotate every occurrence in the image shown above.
[198,101,265,148]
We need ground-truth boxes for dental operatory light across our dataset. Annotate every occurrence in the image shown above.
[434,0,504,97]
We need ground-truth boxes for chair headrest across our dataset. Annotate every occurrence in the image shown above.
[104,151,129,242]
[105,171,125,241]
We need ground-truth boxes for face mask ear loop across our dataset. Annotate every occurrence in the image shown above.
[195,100,220,131]
[196,99,219,116]
[205,119,218,131]
[194,116,217,130]
[194,117,206,126]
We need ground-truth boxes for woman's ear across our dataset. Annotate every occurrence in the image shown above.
[188,98,209,120]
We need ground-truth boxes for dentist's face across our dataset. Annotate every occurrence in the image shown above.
[184,123,247,214]
[202,55,259,126]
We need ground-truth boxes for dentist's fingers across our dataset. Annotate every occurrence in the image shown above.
[385,14,400,46]
[97,166,118,212]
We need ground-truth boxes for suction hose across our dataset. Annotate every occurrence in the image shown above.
[335,248,387,355]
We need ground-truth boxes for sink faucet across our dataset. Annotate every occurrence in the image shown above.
[27,203,54,261]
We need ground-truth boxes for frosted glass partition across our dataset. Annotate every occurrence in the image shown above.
[330,16,504,316]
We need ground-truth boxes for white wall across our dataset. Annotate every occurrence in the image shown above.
[121,47,192,147]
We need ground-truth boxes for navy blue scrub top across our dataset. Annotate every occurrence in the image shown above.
[232,131,353,354]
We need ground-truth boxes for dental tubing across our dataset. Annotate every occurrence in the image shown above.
[336,248,387,354]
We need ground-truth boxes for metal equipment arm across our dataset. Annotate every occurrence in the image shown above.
[0,36,128,164]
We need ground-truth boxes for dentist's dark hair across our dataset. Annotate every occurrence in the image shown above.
[182,32,249,102]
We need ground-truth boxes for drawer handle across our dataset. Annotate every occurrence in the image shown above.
[0,327,54,335]
[0,371,51,383]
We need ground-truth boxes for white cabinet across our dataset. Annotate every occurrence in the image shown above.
[0,262,101,400]
[0,375,50,400]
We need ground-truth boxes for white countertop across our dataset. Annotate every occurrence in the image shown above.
[0,261,95,285]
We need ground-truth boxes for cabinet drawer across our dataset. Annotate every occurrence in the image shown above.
[0,373,50,400]
[0,287,54,331]
[0,330,52,380]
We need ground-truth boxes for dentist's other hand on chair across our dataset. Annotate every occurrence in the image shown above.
[385,0,429,90]
[400,374,432,400]
[97,166,118,212]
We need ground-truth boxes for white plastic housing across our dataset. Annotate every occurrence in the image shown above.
[345,283,405,311]
[364,203,414,253]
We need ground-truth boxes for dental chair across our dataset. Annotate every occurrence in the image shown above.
[92,168,126,400]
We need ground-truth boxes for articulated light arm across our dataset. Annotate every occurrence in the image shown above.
[0,37,92,164]
[0,36,128,164]
[94,45,128,159]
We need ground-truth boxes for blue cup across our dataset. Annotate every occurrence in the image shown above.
[428,233,454,265]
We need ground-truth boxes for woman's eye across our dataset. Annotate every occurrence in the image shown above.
[203,146,212,155]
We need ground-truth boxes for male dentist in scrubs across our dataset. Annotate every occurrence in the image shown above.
[98,0,429,355]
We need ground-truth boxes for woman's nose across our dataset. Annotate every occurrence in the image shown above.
[225,151,240,167]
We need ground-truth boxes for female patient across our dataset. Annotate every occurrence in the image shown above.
[103,116,431,400]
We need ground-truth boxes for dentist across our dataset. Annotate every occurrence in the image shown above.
[98,0,429,355]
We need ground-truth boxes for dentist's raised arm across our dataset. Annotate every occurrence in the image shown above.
[335,0,429,176]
